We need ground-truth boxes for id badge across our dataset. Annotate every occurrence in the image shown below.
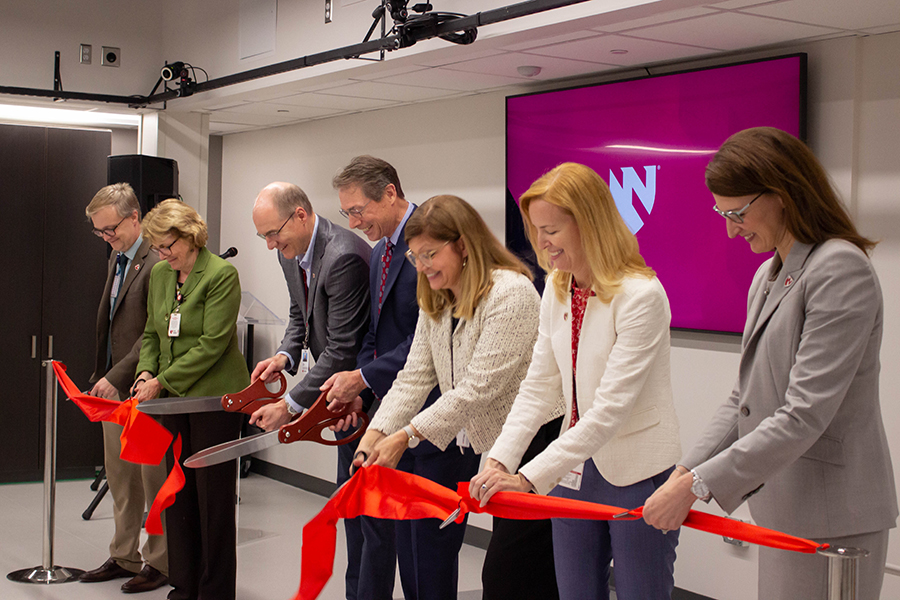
[300,348,313,376]
[167,312,181,337]
[558,462,584,491]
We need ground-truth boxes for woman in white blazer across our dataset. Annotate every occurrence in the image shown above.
[355,194,564,600]
[472,163,682,600]
[643,127,898,600]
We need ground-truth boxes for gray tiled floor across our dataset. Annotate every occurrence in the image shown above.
[0,474,486,600]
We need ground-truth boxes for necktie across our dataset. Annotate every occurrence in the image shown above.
[107,253,128,368]
[377,241,393,313]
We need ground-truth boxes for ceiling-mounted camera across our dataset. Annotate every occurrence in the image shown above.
[161,61,187,82]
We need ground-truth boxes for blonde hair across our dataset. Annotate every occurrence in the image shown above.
[405,195,532,320]
[85,183,140,219]
[141,199,208,249]
[519,163,654,303]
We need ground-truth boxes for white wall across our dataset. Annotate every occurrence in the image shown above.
[0,1,162,95]
[221,30,900,598]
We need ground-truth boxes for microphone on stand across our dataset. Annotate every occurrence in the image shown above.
[219,247,238,259]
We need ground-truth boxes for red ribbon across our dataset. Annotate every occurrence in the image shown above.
[292,465,827,600]
[51,361,183,535]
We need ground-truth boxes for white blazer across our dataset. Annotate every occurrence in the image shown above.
[370,269,563,453]
[490,273,682,495]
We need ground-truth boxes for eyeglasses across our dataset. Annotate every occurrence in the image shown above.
[339,198,374,219]
[404,241,450,268]
[91,215,129,238]
[257,213,294,241]
[713,191,765,224]
[150,237,180,256]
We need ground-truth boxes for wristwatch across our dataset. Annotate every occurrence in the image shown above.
[285,398,300,416]
[690,469,712,501]
[402,425,420,449]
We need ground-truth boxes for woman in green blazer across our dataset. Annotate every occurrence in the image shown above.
[133,199,249,600]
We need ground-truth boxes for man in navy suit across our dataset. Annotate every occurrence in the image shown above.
[323,156,441,600]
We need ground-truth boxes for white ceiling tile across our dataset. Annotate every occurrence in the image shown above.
[411,47,508,68]
[263,92,398,111]
[741,0,900,31]
[376,68,525,91]
[208,112,300,126]
[706,0,777,9]
[630,11,840,50]
[218,102,340,119]
[590,5,721,33]
[861,23,900,35]
[523,33,715,66]
[442,52,618,81]
[322,81,459,102]
[209,122,256,134]
[349,64,429,81]
[499,30,602,52]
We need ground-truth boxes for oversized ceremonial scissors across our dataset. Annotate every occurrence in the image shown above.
[183,390,369,468]
[137,372,289,416]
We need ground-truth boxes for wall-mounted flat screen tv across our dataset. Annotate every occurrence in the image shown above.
[506,54,806,334]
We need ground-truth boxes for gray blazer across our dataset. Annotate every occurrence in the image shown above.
[90,239,160,397]
[276,215,371,409]
[683,239,898,539]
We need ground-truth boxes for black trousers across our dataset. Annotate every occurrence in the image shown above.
[482,416,563,600]
[162,411,243,600]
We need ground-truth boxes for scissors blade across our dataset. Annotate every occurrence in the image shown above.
[184,430,281,468]
[136,396,224,415]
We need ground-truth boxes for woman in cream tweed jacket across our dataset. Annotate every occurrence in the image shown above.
[355,194,563,600]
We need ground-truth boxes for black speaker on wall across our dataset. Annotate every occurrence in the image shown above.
[108,154,179,216]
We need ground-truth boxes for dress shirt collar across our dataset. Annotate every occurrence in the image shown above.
[387,202,415,247]
[298,213,320,275]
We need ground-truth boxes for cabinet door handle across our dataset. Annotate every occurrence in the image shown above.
[31,335,37,359]
[47,335,53,359]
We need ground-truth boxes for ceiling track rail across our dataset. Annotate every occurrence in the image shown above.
[0,0,591,108]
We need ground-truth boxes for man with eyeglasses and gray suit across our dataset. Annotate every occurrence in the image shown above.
[248,182,370,433]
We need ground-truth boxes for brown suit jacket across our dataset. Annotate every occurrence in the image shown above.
[90,238,160,397]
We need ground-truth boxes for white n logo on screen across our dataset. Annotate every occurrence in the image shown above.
[609,166,658,234]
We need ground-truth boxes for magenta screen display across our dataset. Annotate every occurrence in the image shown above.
[507,55,805,333]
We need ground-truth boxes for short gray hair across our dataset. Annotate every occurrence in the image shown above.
[85,183,141,219]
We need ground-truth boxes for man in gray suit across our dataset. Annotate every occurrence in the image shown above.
[82,183,169,593]
[249,182,370,430]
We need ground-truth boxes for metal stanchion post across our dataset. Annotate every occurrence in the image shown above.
[817,546,869,600]
[7,360,85,584]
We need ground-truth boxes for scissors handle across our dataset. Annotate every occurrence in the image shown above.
[277,391,369,446]
[221,372,288,415]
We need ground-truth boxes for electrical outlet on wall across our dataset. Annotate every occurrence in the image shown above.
[80,44,92,65]
[325,0,333,23]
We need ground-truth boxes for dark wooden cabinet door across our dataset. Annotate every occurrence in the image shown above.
[44,127,112,477]
[0,124,111,481]
[0,124,48,482]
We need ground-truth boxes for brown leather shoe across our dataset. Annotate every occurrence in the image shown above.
[121,564,168,594]
[79,558,138,582]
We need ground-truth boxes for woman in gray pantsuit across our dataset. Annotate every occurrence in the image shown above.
[643,127,898,600]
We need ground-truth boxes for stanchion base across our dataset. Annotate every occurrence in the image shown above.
[7,565,85,584]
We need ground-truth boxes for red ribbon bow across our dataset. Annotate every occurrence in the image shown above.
[52,361,183,534]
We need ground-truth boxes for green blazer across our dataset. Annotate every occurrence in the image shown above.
[137,247,249,397]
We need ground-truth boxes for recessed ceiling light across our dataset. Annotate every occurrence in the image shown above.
[610,49,629,55]
[517,65,542,77]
